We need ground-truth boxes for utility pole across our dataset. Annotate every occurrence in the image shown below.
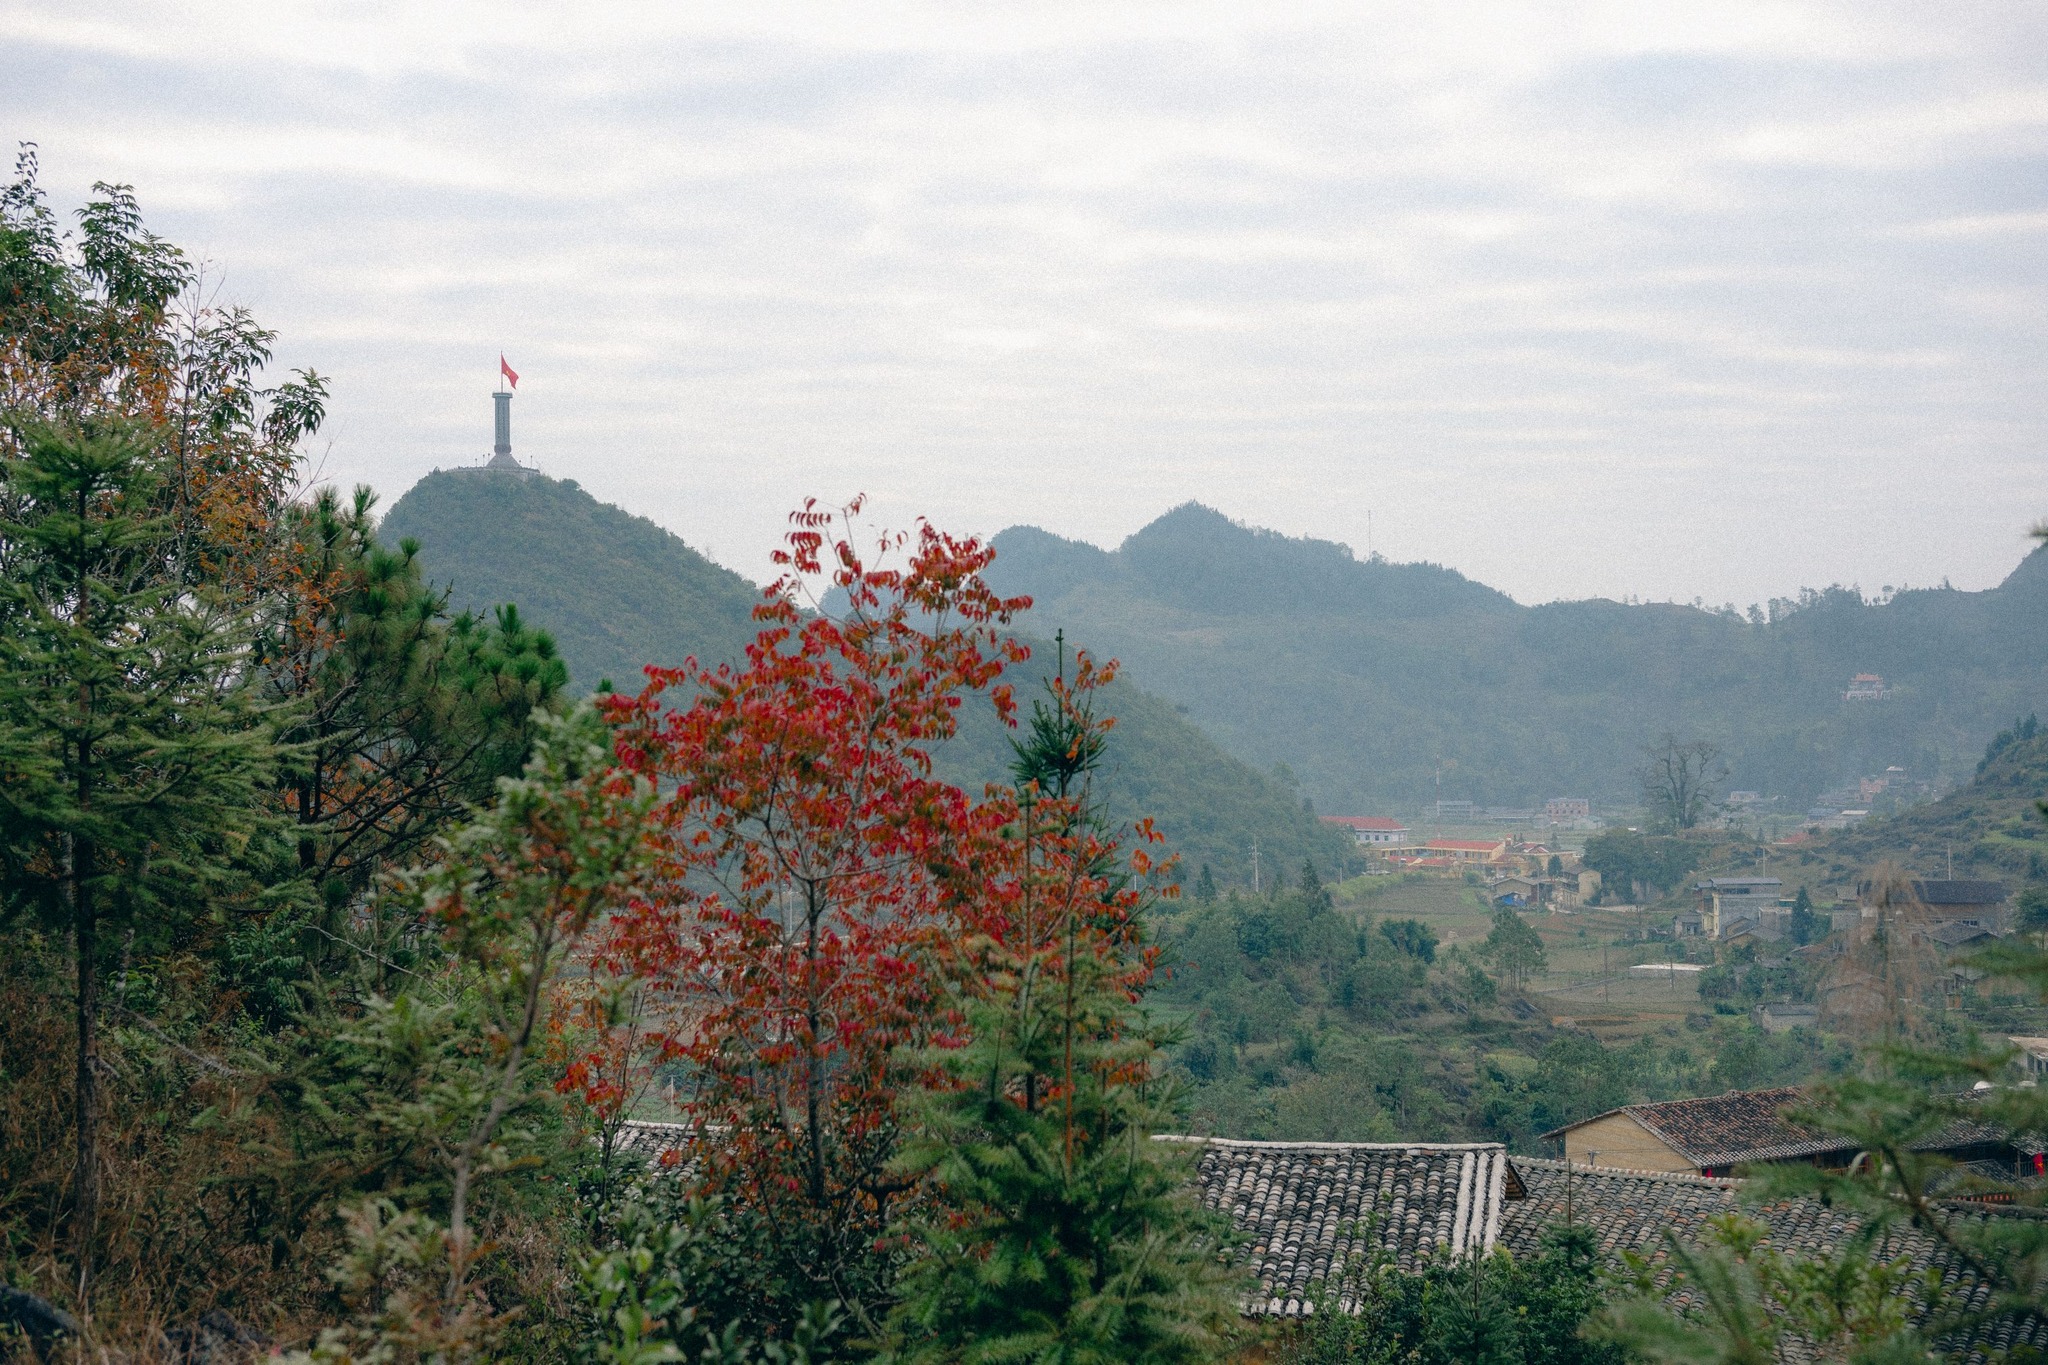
[1251,838,1261,896]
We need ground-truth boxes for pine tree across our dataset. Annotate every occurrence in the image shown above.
[0,421,281,1289]
[1193,863,1218,904]
[887,658,1244,1364]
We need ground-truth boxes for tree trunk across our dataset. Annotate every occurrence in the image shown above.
[73,833,99,1296]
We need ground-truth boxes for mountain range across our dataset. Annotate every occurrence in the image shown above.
[983,505,2048,816]
[377,470,1352,886]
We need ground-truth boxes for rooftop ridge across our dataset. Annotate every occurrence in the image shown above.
[1159,1135,1508,1152]
[1513,1157,1739,1187]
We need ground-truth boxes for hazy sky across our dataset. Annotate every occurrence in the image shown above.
[5,1,2046,607]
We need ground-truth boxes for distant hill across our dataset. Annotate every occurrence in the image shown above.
[375,471,1349,886]
[984,504,2048,815]
[1791,722,2048,891]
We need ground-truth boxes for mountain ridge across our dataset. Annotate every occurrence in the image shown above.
[985,503,2048,815]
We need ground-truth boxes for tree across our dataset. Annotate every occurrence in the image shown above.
[260,486,567,941]
[1379,918,1437,963]
[1482,905,1546,989]
[1193,863,1218,903]
[1597,1212,1920,1364]
[887,659,1244,1363]
[1582,829,1702,901]
[1638,734,1726,833]
[598,501,1032,1338]
[1289,1224,1622,1365]
[285,702,657,1365]
[1787,886,1822,946]
[0,422,281,1288]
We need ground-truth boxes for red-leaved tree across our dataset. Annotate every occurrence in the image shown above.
[594,499,1032,1333]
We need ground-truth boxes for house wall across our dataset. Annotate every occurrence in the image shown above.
[1561,1114,1694,1173]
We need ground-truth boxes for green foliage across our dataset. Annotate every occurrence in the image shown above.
[284,703,657,1364]
[266,484,569,917]
[1594,1213,1923,1365]
[885,673,1247,1364]
[575,1186,843,1365]
[1285,1224,1623,1365]
[1978,713,2038,774]
[1788,887,1823,946]
[1580,830,1703,901]
[1378,919,1437,964]
[0,420,286,1282]
[1481,907,1546,989]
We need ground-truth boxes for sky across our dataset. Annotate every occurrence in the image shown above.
[4,0,2046,607]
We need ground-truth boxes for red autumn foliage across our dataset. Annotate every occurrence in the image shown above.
[592,498,1034,1312]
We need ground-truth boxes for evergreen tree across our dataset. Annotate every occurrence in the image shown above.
[1787,886,1820,946]
[0,421,281,1287]
[1193,863,1218,904]
[888,660,1244,1364]
[1481,906,1546,990]
[1298,858,1331,913]
[256,485,567,1003]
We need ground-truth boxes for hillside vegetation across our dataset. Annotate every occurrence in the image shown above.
[376,471,1348,884]
[986,504,2048,814]
[380,470,763,693]
[1789,720,2048,892]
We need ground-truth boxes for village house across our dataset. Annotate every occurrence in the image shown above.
[1417,837,1509,865]
[1319,814,1411,847]
[615,1120,2048,1350]
[1858,878,2010,934]
[1691,876,1783,938]
[1751,1001,1819,1033]
[1543,796,1591,825]
[1538,1085,2031,1179]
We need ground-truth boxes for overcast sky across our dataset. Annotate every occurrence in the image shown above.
[5,1,2046,607]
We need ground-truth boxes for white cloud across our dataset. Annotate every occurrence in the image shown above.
[2,0,2044,607]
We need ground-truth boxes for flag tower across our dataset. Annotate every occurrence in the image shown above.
[486,354,529,473]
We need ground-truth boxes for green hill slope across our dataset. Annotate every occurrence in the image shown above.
[375,471,1349,886]
[1791,721,2048,890]
[984,504,2048,815]
[379,470,762,694]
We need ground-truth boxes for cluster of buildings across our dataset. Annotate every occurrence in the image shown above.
[1675,876,2010,949]
[1797,764,1938,830]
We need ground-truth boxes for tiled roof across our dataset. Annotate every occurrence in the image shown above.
[1856,879,2008,906]
[1542,1088,2034,1170]
[1542,1087,1851,1168]
[1914,879,2009,907]
[613,1122,2042,1352]
[1175,1139,1522,1317]
[1505,1160,2048,1364]
[1427,839,1506,853]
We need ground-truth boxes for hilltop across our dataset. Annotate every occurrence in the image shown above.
[376,471,1349,884]
[985,504,2048,815]
[380,470,763,694]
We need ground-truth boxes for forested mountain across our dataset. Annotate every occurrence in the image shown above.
[377,471,1348,884]
[985,504,2048,814]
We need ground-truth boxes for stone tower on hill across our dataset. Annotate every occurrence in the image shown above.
[481,388,534,477]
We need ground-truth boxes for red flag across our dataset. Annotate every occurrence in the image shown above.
[499,354,519,389]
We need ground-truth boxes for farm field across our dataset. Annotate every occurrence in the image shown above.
[1336,874,1705,1038]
